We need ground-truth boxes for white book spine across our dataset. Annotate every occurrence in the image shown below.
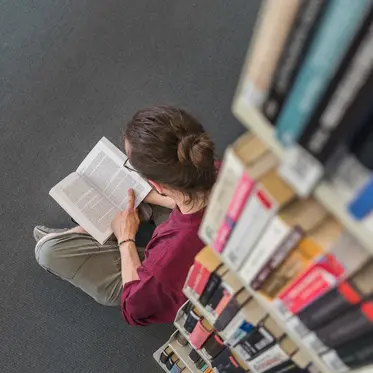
[239,216,291,284]
[222,312,246,343]
[248,344,289,373]
[222,188,276,271]
[198,149,244,245]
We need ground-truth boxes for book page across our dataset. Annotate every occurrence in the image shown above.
[49,172,118,244]
[77,137,152,210]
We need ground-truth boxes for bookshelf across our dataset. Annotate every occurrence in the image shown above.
[232,95,373,254]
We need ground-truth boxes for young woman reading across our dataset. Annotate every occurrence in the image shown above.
[34,106,217,326]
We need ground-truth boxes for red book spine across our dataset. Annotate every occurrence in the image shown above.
[189,321,213,349]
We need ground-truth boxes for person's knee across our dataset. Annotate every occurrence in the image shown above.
[35,237,59,272]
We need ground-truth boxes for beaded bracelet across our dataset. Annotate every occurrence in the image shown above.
[118,238,135,247]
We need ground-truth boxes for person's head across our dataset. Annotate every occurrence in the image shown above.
[123,106,216,206]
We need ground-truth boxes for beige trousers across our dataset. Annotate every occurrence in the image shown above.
[35,206,170,306]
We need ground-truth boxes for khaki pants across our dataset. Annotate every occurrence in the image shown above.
[35,206,170,306]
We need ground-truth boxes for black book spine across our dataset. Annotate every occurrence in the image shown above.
[206,284,225,311]
[322,333,373,370]
[262,0,326,123]
[238,325,276,360]
[199,273,221,306]
[297,281,362,331]
[298,9,373,165]
[315,299,373,348]
[214,298,241,332]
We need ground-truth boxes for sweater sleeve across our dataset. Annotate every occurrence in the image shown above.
[121,265,179,326]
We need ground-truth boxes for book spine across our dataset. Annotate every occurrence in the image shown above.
[321,333,373,371]
[348,176,373,220]
[189,321,213,349]
[241,0,301,107]
[315,299,373,349]
[214,173,255,253]
[199,273,221,306]
[194,266,213,296]
[297,280,364,330]
[214,298,242,332]
[238,325,276,360]
[299,10,373,164]
[239,216,292,284]
[263,0,326,123]
[185,264,199,292]
[251,227,304,291]
[222,187,277,271]
[275,253,346,317]
[248,345,290,373]
[199,149,244,245]
[225,320,254,347]
[206,284,225,313]
[275,0,370,146]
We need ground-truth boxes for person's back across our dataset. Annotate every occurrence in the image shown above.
[35,106,217,325]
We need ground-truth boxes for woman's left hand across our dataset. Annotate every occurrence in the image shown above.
[112,188,140,242]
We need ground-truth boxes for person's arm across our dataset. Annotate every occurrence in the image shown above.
[112,188,142,285]
[144,189,176,209]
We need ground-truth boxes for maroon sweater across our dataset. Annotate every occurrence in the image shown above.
[121,207,205,325]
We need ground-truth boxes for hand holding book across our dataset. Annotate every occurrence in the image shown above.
[111,188,140,243]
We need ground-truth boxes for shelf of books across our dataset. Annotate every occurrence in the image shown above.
[154,1,373,373]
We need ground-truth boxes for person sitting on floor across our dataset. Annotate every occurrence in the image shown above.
[34,106,217,326]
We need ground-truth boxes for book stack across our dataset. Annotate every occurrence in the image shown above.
[235,0,373,228]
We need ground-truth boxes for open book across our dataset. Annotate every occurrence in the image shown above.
[50,137,152,244]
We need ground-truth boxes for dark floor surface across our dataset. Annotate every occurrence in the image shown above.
[0,1,260,372]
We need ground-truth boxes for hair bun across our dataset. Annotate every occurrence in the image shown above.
[177,133,215,169]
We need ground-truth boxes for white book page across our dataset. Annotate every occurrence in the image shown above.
[49,172,118,244]
[77,137,152,209]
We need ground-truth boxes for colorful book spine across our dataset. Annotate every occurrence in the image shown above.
[239,216,296,285]
[299,9,373,163]
[222,187,277,271]
[214,173,255,253]
[241,0,301,107]
[348,176,373,220]
[274,253,345,317]
[199,149,244,245]
[247,344,291,373]
[275,0,371,146]
[263,0,326,123]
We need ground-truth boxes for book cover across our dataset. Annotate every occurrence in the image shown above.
[214,290,251,332]
[211,348,246,373]
[263,0,326,123]
[199,265,227,307]
[223,169,294,271]
[240,198,326,285]
[321,333,373,371]
[201,333,225,360]
[275,232,369,317]
[199,134,266,245]
[260,218,342,299]
[275,0,371,146]
[189,319,214,349]
[191,246,222,296]
[297,260,373,330]
[214,152,278,253]
[241,0,301,107]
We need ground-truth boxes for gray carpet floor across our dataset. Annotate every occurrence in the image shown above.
[0,1,260,372]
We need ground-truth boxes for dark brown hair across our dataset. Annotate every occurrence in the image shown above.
[124,106,216,203]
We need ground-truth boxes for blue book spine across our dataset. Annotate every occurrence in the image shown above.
[348,176,373,220]
[275,0,372,146]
